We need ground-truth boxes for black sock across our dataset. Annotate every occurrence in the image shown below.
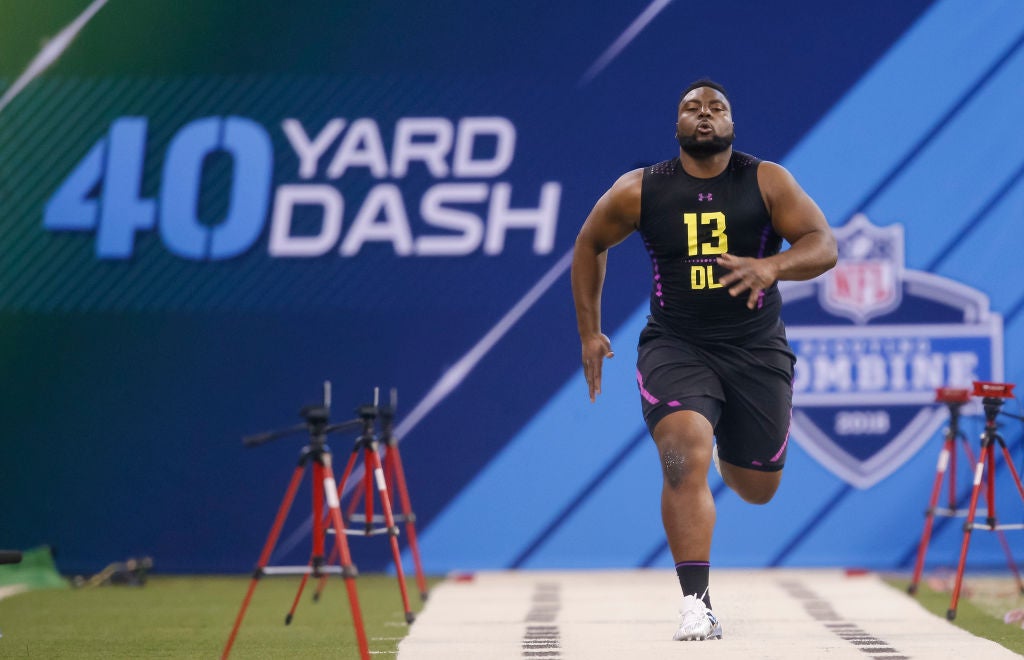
[675,560,711,609]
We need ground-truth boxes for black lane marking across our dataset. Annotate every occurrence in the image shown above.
[779,580,909,660]
[523,582,561,658]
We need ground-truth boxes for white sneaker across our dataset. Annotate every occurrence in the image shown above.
[712,443,721,478]
[672,594,723,641]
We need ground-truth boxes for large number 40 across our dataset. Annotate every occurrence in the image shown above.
[43,116,273,260]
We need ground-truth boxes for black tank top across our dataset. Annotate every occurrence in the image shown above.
[639,151,782,343]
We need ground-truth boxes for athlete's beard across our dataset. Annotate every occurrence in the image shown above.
[677,130,734,158]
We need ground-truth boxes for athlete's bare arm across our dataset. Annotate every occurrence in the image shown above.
[572,168,643,401]
[717,161,837,309]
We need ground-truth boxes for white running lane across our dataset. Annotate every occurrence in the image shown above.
[398,569,1019,659]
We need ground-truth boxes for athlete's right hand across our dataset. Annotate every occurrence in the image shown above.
[581,333,614,402]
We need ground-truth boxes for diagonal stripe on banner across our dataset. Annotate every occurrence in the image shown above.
[0,0,108,116]
[578,0,674,87]
[925,160,1024,273]
[847,28,1024,218]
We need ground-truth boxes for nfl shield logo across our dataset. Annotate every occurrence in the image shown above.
[780,214,1003,488]
[821,214,903,324]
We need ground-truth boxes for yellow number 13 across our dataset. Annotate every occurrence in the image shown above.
[683,212,728,256]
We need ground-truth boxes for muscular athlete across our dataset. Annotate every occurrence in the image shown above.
[571,79,837,641]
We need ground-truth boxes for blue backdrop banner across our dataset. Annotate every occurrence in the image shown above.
[3,0,1023,576]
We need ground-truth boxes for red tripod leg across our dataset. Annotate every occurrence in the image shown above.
[948,443,991,620]
[367,447,415,623]
[337,449,360,516]
[285,463,328,624]
[312,541,340,602]
[286,574,311,624]
[960,435,977,473]
[312,447,363,605]
[322,454,370,660]
[986,441,997,527]
[999,442,1024,501]
[222,464,307,659]
[346,477,365,523]
[363,450,376,536]
[386,443,429,600]
[909,438,952,594]
[948,437,958,507]
[997,443,1024,593]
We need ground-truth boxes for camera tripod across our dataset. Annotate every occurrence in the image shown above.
[325,389,429,602]
[908,388,978,595]
[308,389,416,623]
[222,383,371,660]
[946,382,1024,620]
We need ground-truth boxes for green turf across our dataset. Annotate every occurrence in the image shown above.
[885,576,1024,655]
[9,571,1019,657]
[0,574,437,658]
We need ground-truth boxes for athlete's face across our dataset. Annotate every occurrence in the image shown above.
[676,87,734,157]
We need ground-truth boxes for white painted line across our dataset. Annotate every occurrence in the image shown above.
[395,248,574,441]
[0,0,109,116]
[579,0,674,87]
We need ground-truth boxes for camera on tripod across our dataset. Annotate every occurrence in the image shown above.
[224,382,426,660]
[972,381,1016,399]
[934,387,971,404]
[912,379,1023,620]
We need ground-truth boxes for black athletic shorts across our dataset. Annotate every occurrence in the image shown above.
[635,316,796,472]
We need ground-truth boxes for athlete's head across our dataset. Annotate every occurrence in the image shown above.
[676,78,734,158]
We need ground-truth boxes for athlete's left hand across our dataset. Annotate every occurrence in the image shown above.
[716,253,778,310]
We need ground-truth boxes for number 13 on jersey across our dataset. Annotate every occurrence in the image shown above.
[683,212,728,290]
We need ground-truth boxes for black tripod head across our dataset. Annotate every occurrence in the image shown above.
[242,381,360,449]
[972,381,1016,428]
[354,387,382,447]
[935,387,970,425]
[299,404,330,428]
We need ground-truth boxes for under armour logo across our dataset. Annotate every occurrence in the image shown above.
[698,193,713,202]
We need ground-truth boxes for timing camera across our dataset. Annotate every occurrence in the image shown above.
[972,381,1016,399]
[934,387,971,404]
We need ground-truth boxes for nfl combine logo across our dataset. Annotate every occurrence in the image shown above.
[780,214,1003,488]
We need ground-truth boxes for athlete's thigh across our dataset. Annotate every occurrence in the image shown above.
[636,325,724,436]
[714,342,794,471]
